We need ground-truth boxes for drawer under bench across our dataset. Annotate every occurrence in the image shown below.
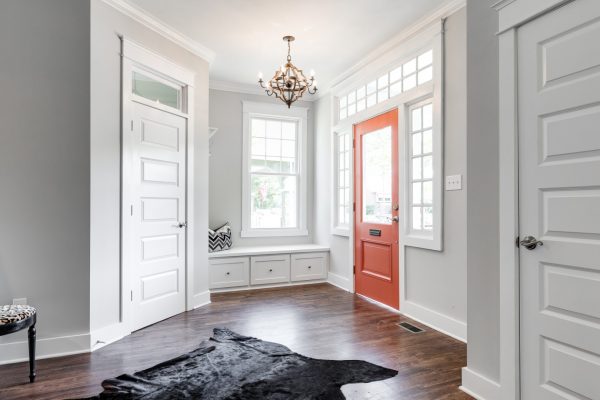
[208,247,329,291]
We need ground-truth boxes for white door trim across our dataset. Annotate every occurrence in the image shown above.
[120,37,196,335]
[495,1,575,399]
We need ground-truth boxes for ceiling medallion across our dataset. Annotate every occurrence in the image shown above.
[258,35,318,108]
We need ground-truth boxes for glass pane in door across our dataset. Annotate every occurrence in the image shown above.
[362,126,392,224]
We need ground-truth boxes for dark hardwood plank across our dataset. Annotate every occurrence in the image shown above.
[0,284,471,399]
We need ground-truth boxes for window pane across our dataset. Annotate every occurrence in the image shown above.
[264,159,281,173]
[266,120,281,139]
[423,181,433,204]
[404,58,417,76]
[250,175,297,229]
[362,127,392,224]
[412,157,422,180]
[378,88,388,103]
[357,86,366,99]
[356,98,366,112]
[423,155,433,179]
[339,107,347,120]
[412,207,422,230]
[378,74,389,88]
[251,159,265,172]
[367,93,377,108]
[281,157,296,173]
[367,80,377,94]
[347,91,356,104]
[418,50,433,68]
[251,119,266,137]
[266,139,280,157]
[418,66,433,85]
[281,122,296,140]
[348,102,356,116]
[390,66,402,83]
[422,130,432,154]
[132,71,181,109]
[412,132,422,155]
[339,96,347,108]
[389,81,402,97]
[423,207,433,230]
[412,182,422,204]
[412,108,422,131]
[403,74,416,91]
[251,137,265,156]
[281,140,295,158]
[423,104,433,128]
[339,206,346,225]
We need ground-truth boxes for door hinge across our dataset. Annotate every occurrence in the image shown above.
[130,290,133,301]
[130,120,134,131]
[353,265,356,274]
[130,204,133,216]
[353,202,356,212]
[353,139,356,148]
[515,236,520,248]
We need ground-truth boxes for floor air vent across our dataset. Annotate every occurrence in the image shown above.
[397,321,425,333]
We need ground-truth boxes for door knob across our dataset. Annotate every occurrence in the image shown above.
[175,222,187,228]
[391,216,399,222]
[519,235,543,250]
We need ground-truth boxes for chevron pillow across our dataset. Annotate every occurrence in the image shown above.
[209,222,232,253]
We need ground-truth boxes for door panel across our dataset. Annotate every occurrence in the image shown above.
[131,102,187,331]
[518,1,600,398]
[354,109,399,309]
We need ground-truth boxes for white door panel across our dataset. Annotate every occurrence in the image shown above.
[518,1,600,399]
[131,102,186,331]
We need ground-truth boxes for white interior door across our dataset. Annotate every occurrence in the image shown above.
[518,1,600,398]
[130,101,187,331]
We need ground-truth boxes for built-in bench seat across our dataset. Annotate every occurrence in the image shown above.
[208,244,330,292]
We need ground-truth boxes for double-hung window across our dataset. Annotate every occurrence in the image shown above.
[333,130,351,234]
[241,101,308,237]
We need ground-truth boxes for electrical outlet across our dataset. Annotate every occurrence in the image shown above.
[445,175,462,191]
[12,298,27,305]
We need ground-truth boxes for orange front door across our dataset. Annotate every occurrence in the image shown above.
[354,109,399,310]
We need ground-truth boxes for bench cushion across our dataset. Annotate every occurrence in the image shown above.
[0,305,36,325]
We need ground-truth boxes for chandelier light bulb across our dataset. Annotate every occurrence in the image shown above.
[313,80,318,89]
[258,72,263,79]
[310,69,315,77]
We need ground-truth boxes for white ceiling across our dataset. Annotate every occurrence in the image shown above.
[127,0,448,90]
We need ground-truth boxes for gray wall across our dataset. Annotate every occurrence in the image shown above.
[0,0,91,343]
[405,8,467,324]
[313,8,468,327]
[90,0,211,332]
[208,90,314,247]
[465,0,500,382]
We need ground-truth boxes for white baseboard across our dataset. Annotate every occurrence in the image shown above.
[90,322,129,351]
[193,290,211,309]
[460,368,501,400]
[401,301,467,342]
[0,333,91,365]
[327,272,353,292]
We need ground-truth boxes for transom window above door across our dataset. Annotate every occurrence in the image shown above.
[338,49,433,121]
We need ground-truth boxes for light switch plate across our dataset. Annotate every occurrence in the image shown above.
[445,175,462,191]
[12,298,27,305]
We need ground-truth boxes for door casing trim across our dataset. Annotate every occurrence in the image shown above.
[120,37,196,335]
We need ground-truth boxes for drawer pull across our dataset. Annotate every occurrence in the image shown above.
[308,266,312,269]
[269,268,273,272]
[226,272,230,275]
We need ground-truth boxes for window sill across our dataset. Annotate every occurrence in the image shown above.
[240,229,309,238]
[332,226,350,237]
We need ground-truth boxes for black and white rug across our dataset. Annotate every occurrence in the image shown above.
[82,328,397,399]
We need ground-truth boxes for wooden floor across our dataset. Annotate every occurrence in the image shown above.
[0,284,471,400]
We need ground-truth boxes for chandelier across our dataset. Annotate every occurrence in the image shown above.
[258,36,318,108]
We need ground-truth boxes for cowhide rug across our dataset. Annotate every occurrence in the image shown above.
[81,328,397,399]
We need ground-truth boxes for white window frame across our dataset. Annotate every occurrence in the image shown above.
[241,101,309,237]
[332,129,352,236]
[330,20,444,254]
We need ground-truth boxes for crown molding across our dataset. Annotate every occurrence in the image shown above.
[209,79,319,102]
[327,0,465,93]
[101,0,216,64]
[491,0,517,11]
